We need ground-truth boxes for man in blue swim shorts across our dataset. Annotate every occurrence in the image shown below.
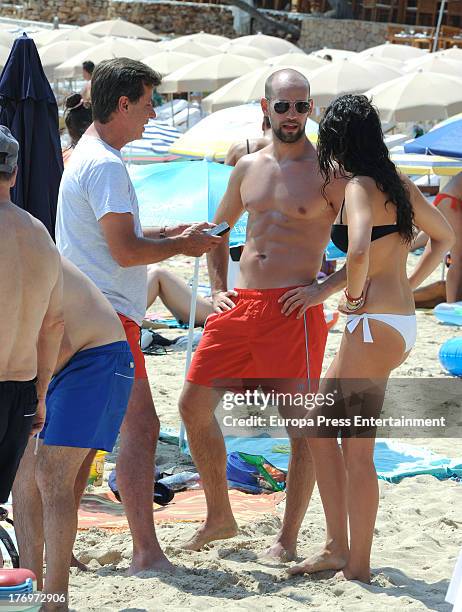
[13,258,134,609]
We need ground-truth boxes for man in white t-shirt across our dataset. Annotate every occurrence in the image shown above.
[56,58,221,573]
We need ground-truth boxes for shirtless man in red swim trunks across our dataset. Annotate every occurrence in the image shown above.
[179,69,347,559]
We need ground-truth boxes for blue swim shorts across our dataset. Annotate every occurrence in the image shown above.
[40,341,134,451]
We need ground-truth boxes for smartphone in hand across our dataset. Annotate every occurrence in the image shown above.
[206,222,230,237]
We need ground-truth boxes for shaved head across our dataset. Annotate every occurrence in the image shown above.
[264,69,310,100]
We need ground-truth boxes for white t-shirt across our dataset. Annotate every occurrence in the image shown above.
[56,135,147,325]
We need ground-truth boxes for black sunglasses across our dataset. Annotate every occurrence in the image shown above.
[269,99,312,115]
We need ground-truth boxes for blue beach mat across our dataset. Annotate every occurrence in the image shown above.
[160,430,462,485]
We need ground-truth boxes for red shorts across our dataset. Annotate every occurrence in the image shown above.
[187,287,328,390]
[118,313,148,380]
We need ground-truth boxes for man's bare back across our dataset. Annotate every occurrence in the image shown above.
[0,203,61,381]
[55,258,126,374]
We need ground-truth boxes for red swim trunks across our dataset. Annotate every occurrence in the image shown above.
[187,287,328,391]
[118,313,148,380]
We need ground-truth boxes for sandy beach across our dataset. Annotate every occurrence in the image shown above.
[69,253,461,612]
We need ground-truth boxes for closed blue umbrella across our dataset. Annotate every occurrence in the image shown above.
[0,34,63,239]
[404,121,462,160]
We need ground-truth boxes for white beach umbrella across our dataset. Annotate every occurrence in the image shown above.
[265,53,328,70]
[231,33,302,56]
[157,38,220,57]
[403,54,461,76]
[183,32,230,47]
[130,39,163,56]
[366,71,462,122]
[309,60,400,107]
[351,57,403,79]
[353,55,404,70]
[81,19,160,41]
[54,38,145,79]
[32,28,100,47]
[434,47,462,61]
[219,42,272,60]
[0,30,14,47]
[0,44,13,69]
[169,102,319,160]
[310,47,358,61]
[158,53,263,94]
[358,42,427,61]
[142,50,200,76]
[202,64,313,113]
[39,40,94,80]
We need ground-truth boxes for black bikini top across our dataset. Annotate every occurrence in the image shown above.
[330,200,399,253]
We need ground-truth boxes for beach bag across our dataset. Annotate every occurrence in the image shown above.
[226,452,286,494]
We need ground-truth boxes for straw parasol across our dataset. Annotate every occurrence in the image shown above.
[32,28,100,47]
[228,33,302,56]
[39,40,94,80]
[54,38,145,79]
[81,18,160,41]
[308,59,400,107]
[219,42,271,60]
[403,54,461,76]
[358,42,427,60]
[142,50,200,77]
[310,47,358,61]
[158,53,263,94]
[265,53,328,70]
[366,71,462,122]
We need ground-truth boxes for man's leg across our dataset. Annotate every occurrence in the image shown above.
[116,378,171,573]
[264,437,315,561]
[12,439,45,589]
[70,450,96,571]
[35,445,89,610]
[179,382,237,550]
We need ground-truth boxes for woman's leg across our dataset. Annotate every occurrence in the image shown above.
[146,265,214,325]
[336,318,408,583]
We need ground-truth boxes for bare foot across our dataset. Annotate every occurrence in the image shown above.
[128,552,174,576]
[288,548,348,575]
[182,521,238,551]
[335,566,371,584]
[70,553,88,572]
[261,540,296,562]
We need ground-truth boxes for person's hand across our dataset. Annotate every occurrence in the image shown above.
[279,281,326,318]
[166,223,194,237]
[178,222,222,257]
[338,278,370,314]
[30,398,46,437]
[212,289,238,313]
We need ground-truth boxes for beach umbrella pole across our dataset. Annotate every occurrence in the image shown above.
[432,0,446,53]
[179,256,200,450]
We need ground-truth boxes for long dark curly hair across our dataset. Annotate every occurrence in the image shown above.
[318,94,414,244]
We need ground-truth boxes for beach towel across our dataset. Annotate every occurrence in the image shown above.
[221,437,462,484]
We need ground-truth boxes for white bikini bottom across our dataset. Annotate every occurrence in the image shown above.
[346,313,417,353]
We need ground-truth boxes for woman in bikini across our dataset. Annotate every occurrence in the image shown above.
[289,95,454,583]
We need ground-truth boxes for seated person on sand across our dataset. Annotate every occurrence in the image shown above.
[225,116,272,167]
[13,257,133,610]
[412,171,462,308]
[146,264,213,327]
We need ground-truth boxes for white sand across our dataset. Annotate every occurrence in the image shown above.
[71,254,461,611]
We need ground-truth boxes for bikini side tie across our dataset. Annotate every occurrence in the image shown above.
[346,313,373,343]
